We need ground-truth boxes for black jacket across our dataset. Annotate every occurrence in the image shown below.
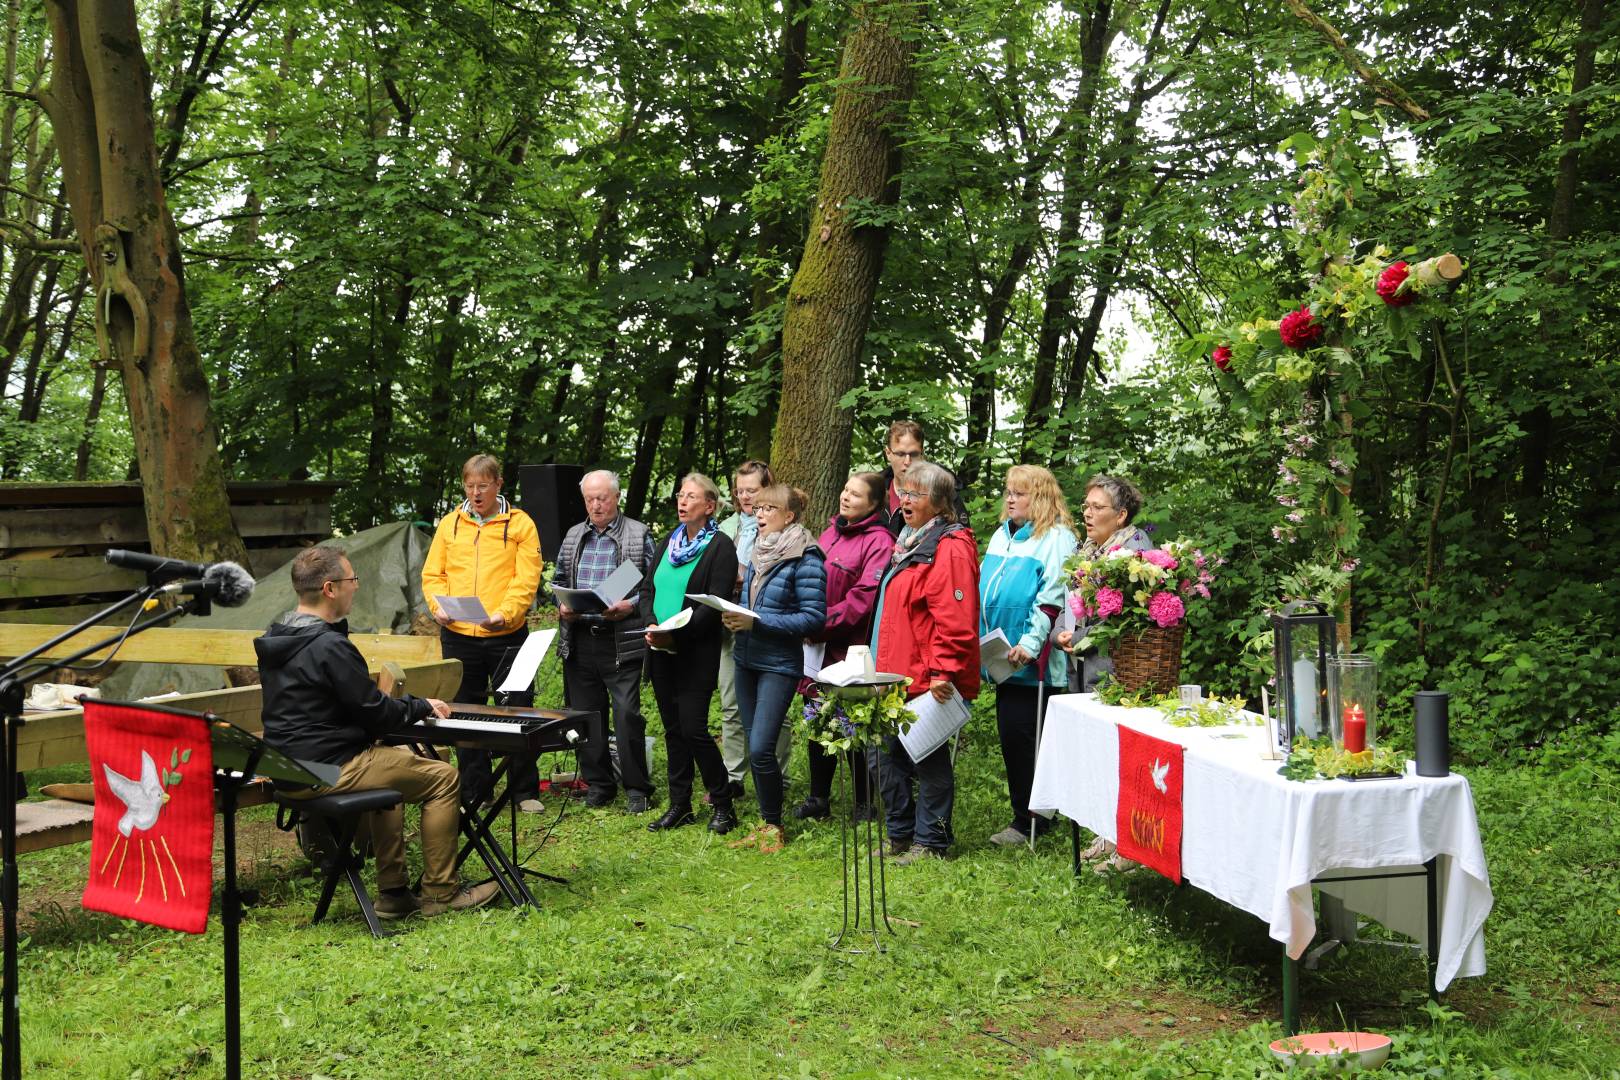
[638,527,738,690]
[255,615,432,769]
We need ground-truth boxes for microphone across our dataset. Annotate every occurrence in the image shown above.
[156,562,256,608]
[106,549,210,582]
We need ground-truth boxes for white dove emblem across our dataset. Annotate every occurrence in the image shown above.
[1150,758,1171,794]
[103,751,169,836]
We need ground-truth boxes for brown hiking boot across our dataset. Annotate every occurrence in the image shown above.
[758,823,788,853]
[420,880,501,916]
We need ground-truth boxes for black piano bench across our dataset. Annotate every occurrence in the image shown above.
[273,788,404,938]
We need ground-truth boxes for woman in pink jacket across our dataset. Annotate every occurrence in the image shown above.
[792,472,896,821]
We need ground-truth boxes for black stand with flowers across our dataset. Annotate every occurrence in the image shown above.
[804,675,909,954]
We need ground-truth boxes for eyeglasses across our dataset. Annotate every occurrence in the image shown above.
[327,576,360,586]
[897,488,925,501]
[1003,489,1028,500]
[463,482,496,494]
[754,503,781,514]
[888,449,923,460]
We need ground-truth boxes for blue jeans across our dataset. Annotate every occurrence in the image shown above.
[733,665,799,824]
[881,732,955,852]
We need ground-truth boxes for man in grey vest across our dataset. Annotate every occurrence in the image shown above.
[555,469,657,812]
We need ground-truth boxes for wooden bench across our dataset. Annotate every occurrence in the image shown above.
[5,634,462,855]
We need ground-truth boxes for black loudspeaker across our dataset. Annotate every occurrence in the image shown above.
[517,463,585,564]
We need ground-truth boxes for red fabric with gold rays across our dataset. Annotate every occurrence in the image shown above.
[82,701,215,933]
[1115,725,1184,883]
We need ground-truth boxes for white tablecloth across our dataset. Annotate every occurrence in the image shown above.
[1029,694,1492,991]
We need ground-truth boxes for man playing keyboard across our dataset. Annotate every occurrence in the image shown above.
[256,546,501,918]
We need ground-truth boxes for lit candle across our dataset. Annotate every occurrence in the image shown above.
[1343,703,1367,753]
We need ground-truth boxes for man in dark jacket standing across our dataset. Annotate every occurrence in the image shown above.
[256,546,499,918]
[554,469,656,812]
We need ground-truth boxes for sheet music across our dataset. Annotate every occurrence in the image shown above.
[897,685,971,762]
[980,628,1018,684]
[686,593,759,619]
[549,582,606,613]
[595,561,643,605]
[433,594,489,623]
[497,628,555,693]
[630,607,693,634]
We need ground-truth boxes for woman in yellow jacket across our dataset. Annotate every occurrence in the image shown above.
[422,454,544,810]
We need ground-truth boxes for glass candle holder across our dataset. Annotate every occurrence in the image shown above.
[1328,654,1378,752]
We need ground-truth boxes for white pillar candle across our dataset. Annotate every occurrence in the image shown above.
[1292,656,1320,739]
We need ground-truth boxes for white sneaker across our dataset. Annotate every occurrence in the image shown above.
[517,798,544,814]
[988,826,1029,847]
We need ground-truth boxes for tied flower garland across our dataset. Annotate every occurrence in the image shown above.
[798,681,913,753]
[1063,539,1219,651]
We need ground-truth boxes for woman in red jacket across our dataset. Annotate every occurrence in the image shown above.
[871,461,980,864]
[793,471,896,822]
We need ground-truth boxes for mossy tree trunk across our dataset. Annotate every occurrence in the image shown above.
[770,0,920,525]
[40,0,246,564]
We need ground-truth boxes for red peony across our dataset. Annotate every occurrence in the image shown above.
[1376,260,1416,306]
[1211,344,1233,372]
[1278,304,1324,350]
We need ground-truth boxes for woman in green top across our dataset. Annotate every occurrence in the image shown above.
[640,473,741,835]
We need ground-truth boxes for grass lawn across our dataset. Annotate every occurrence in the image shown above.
[9,693,1619,1078]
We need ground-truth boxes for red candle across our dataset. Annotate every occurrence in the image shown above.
[1343,704,1367,753]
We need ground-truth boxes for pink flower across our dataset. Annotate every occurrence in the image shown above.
[1068,593,1090,619]
[1211,344,1233,372]
[1195,583,1211,599]
[1286,511,1304,523]
[1093,587,1125,620]
[1141,549,1178,570]
[1376,261,1415,306]
[1147,592,1185,628]
[1341,558,1360,573]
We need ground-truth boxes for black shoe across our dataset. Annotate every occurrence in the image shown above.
[626,791,651,814]
[707,803,739,835]
[851,803,878,823]
[585,788,615,808]
[648,806,696,831]
[727,780,745,801]
[792,796,831,821]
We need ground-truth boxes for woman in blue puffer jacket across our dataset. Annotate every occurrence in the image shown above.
[722,484,827,851]
[979,464,1078,848]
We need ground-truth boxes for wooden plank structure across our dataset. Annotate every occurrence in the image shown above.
[0,480,338,624]
[0,625,442,669]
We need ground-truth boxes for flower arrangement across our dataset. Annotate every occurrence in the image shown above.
[1063,539,1218,652]
[798,682,912,752]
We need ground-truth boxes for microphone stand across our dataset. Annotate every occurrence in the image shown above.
[0,581,214,1080]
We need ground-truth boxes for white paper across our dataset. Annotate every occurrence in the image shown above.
[496,628,555,694]
[686,592,759,619]
[549,582,607,614]
[803,641,827,680]
[632,607,693,634]
[898,685,972,762]
[594,560,643,606]
[979,628,1018,684]
[814,657,901,687]
[433,594,489,623]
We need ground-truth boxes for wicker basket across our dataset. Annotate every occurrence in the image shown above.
[1110,623,1185,694]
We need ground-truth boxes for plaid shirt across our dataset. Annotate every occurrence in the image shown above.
[573,517,654,622]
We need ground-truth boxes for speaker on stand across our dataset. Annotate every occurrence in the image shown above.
[516,463,586,568]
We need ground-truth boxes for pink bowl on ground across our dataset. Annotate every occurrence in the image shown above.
[1269,1031,1393,1069]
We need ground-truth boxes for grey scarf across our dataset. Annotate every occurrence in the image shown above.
[749,523,812,607]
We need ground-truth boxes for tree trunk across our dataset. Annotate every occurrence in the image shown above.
[1020,2,1115,457]
[741,0,811,464]
[624,354,680,522]
[42,0,245,563]
[770,0,920,526]
[73,358,108,480]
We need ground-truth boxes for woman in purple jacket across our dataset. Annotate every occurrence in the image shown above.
[793,472,897,821]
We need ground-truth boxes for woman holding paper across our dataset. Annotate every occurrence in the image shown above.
[793,471,895,822]
[979,465,1078,847]
[721,484,826,851]
[871,461,981,865]
[640,473,741,836]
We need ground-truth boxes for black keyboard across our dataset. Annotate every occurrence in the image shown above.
[392,703,596,755]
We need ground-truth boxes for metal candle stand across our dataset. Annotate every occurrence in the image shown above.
[830,745,892,953]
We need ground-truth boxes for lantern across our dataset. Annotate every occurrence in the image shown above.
[1270,600,1335,752]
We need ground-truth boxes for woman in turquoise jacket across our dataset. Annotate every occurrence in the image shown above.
[979,465,1078,847]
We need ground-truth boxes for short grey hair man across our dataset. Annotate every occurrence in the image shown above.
[580,469,622,494]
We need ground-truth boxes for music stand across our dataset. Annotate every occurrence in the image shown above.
[0,581,214,1080]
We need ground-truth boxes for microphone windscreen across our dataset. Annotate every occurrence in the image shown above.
[205,561,256,607]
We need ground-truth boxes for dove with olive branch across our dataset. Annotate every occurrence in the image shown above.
[1150,758,1170,795]
[99,746,194,902]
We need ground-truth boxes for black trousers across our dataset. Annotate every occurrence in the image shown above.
[439,627,539,803]
[567,627,652,796]
[806,737,872,806]
[996,681,1053,836]
[647,651,729,811]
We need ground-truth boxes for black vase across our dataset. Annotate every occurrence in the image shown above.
[1414,691,1450,777]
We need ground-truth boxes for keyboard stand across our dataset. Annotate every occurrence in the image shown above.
[399,739,538,907]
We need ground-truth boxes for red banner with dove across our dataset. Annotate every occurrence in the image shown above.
[1115,725,1184,883]
[82,701,215,933]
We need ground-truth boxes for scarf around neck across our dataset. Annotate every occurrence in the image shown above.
[749,523,812,607]
[890,515,943,566]
[669,517,717,567]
